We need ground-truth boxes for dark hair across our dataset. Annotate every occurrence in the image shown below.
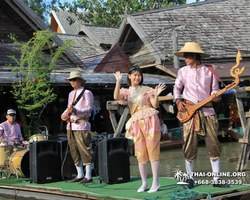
[195,53,201,61]
[127,66,144,86]
[183,53,201,61]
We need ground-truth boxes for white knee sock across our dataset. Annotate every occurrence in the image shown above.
[185,160,194,180]
[76,160,84,178]
[150,160,160,189]
[138,163,148,189]
[85,164,92,180]
[210,158,220,180]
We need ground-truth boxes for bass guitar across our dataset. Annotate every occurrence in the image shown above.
[177,50,245,123]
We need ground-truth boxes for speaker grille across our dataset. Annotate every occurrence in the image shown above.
[30,140,62,183]
[98,137,130,184]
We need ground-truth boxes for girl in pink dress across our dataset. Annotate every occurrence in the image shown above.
[113,67,165,193]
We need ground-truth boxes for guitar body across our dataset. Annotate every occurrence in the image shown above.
[177,105,197,123]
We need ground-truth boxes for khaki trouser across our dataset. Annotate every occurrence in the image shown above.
[67,130,93,166]
[183,115,222,162]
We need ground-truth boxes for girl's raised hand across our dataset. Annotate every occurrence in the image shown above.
[113,71,123,82]
[154,83,166,96]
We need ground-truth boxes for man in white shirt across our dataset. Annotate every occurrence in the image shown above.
[0,109,27,146]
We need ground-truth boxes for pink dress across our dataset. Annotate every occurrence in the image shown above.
[119,86,161,139]
[119,86,161,162]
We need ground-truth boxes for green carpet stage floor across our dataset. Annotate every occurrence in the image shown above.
[0,176,250,200]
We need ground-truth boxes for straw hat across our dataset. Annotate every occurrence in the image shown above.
[174,42,210,58]
[65,71,86,83]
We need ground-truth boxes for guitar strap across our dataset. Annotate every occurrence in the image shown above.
[72,89,85,107]
[206,65,222,82]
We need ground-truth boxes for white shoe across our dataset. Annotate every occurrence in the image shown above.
[148,184,160,193]
[137,185,147,193]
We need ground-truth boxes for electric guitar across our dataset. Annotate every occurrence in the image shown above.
[177,50,245,123]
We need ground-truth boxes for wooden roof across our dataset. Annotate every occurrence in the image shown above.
[50,9,82,34]
[50,9,119,46]
[0,0,85,68]
[57,34,107,72]
[0,0,174,86]
[118,0,250,60]
[114,0,250,79]
[0,72,175,85]
[80,24,119,46]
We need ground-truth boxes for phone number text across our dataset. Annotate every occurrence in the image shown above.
[194,179,243,185]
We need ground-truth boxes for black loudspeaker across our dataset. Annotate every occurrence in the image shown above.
[98,137,130,184]
[92,137,100,176]
[58,139,77,180]
[30,140,62,183]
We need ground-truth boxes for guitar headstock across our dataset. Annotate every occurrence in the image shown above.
[230,50,245,78]
[225,80,239,91]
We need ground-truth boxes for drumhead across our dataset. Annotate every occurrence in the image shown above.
[29,134,47,142]
[10,150,29,178]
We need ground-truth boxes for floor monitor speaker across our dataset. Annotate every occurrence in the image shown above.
[98,137,130,184]
[30,140,62,183]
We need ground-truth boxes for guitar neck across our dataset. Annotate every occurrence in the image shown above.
[192,87,228,111]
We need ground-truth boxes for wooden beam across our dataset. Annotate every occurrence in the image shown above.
[113,106,130,138]
[159,94,185,102]
[156,65,177,77]
[122,26,131,47]
[159,95,174,101]
[239,138,250,144]
[245,111,250,118]
[109,110,118,133]
[245,86,250,92]
[139,63,156,68]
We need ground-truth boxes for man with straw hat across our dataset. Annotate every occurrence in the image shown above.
[61,71,94,183]
[173,42,229,189]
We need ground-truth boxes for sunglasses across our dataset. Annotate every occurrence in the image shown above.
[69,78,77,82]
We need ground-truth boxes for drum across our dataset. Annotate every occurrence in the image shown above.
[29,134,47,143]
[0,146,13,166]
[13,144,27,152]
[9,149,29,177]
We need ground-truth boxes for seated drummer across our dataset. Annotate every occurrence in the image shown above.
[0,109,27,146]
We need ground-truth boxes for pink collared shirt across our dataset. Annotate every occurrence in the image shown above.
[62,87,94,131]
[0,121,24,146]
[173,64,219,116]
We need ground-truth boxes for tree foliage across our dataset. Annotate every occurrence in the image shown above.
[24,0,187,26]
[8,30,72,137]
[23,0,61,22]
[65,0,186,27]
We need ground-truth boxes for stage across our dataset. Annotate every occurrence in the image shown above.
[0,176,250,200]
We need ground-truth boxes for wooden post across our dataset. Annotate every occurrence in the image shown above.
[237,118,250,171]
[107,101,119,133]
[113,106,129,138]
[234,87,250,171]
[173,30,180,69]
[109,110,118,133]
[107,101,130,138]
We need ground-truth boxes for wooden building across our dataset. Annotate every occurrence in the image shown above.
[0,0,175,136]
[110,0,250,80]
